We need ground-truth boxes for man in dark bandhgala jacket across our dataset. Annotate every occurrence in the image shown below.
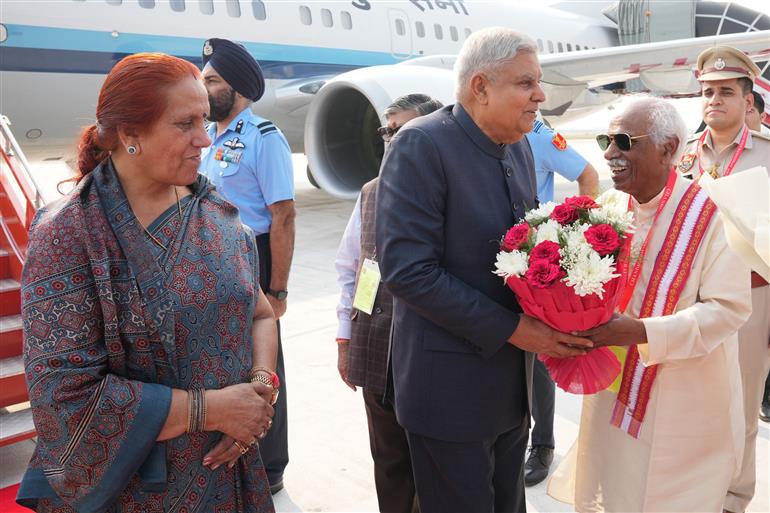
[375,27,593,513]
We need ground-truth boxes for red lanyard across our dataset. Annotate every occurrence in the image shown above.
[617,169,678,313]
[697,125,749,178]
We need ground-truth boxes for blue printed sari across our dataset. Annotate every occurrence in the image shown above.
[17,160,274,512]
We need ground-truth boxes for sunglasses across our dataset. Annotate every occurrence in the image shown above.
[377,125,402,141]
[596,133,650,151]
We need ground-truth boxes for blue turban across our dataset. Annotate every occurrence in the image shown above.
[202,38,265,102]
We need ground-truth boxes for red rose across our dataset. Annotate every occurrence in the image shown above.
[550,204,580,225]
[584,224,621,256]
[530,240,561,264]
[525,259,564,288]
[501,222,530,251]
[565,195,599,210]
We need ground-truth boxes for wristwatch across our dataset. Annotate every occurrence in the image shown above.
[267,289,288,300]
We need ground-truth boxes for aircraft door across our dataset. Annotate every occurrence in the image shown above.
[387,9,413,59]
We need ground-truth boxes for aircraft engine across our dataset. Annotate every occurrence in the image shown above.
[304,61,455,199]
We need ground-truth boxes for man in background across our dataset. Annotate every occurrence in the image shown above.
[335,93,442,513]
[522,118,599,487]
[198,38,295,495]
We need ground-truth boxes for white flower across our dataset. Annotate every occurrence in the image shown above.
[595,190,635,233]
[493,250,529,280]
[558,224,592,272]
[525,202,557,226]
[587,208,609,225]
[535,219,562,244]
[563,251,620,298]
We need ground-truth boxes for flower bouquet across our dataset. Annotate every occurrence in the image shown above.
[493,195,634,394]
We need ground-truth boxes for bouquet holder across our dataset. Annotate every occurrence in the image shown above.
[506,274,626,394]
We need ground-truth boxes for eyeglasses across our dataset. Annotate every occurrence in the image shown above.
[596,133,650,151]
[377,125,402,142]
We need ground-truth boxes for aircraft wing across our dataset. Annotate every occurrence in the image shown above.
[538,30,770,116]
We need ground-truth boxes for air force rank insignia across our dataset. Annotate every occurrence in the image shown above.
[235,120,244,134]
[223,137,246,150]
[552,133,567,151]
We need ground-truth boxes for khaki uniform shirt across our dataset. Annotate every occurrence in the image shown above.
[678,126,770,180]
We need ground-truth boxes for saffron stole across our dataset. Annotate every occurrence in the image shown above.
[610,181,717,438]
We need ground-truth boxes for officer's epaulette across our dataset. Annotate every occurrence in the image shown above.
[749,129,770,142]
[687,131,704,143]
[257,120,278,135]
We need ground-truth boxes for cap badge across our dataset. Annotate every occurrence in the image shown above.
[203,41,213,56]
[714,57,726,71]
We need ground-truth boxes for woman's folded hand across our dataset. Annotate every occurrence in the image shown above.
[205,382,274,443]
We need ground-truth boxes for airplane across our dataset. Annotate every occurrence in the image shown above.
[1,0,769,199]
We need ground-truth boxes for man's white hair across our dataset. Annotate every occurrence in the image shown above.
[625,97,688,165]
[454,27,538,100]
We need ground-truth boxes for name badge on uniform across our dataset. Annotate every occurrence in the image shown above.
[352,258,380,315]
[214,148,242,164]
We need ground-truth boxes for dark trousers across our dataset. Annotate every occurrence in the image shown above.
[764,369,770,406]
[363,389,419,513]
[406,422,528,513]
[530,358,555,448]
[255,233,289,484]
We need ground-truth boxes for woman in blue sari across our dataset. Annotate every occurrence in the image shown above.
[17,53,278,512]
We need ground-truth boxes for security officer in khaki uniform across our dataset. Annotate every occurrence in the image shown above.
[678,45,770,513]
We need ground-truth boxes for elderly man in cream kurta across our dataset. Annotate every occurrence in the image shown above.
[548,98,752,512]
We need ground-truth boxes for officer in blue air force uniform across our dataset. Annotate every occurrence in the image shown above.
[198,38,296,496]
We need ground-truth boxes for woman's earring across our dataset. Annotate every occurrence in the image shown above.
[127,145,138,155]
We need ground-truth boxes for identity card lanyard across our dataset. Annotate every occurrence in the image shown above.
[697,125,749,179]
[617,169,678,313]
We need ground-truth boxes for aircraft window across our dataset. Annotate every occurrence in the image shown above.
[105,0,122,5]
[170,0,184,12]
[138,0,154,7]
[416,21,425,38]
[566,43,572,51]
[226,0,240,17]
[547,40,553,53]
[434,24,443,40]
[299,5,312,25]
[199,0,214,15]
[450,26,458,41]
[321,8,333,27]
[395,19,406,36]
[536,38,544,51]
[557,42,564,52]
[464,28,471,38]
[252,0,266,20]
[341,10,352,29]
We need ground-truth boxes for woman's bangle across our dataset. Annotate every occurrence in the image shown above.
[249,367,279,389]
[186,388,207,433]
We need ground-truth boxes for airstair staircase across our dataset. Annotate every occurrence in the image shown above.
[0,114,43,448]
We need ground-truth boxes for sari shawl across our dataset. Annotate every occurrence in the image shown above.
[17,160,273,512]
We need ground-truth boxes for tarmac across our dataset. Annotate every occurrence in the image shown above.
[1,140,768,512]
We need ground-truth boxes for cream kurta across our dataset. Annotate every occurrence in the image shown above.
[548,175,753,512]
